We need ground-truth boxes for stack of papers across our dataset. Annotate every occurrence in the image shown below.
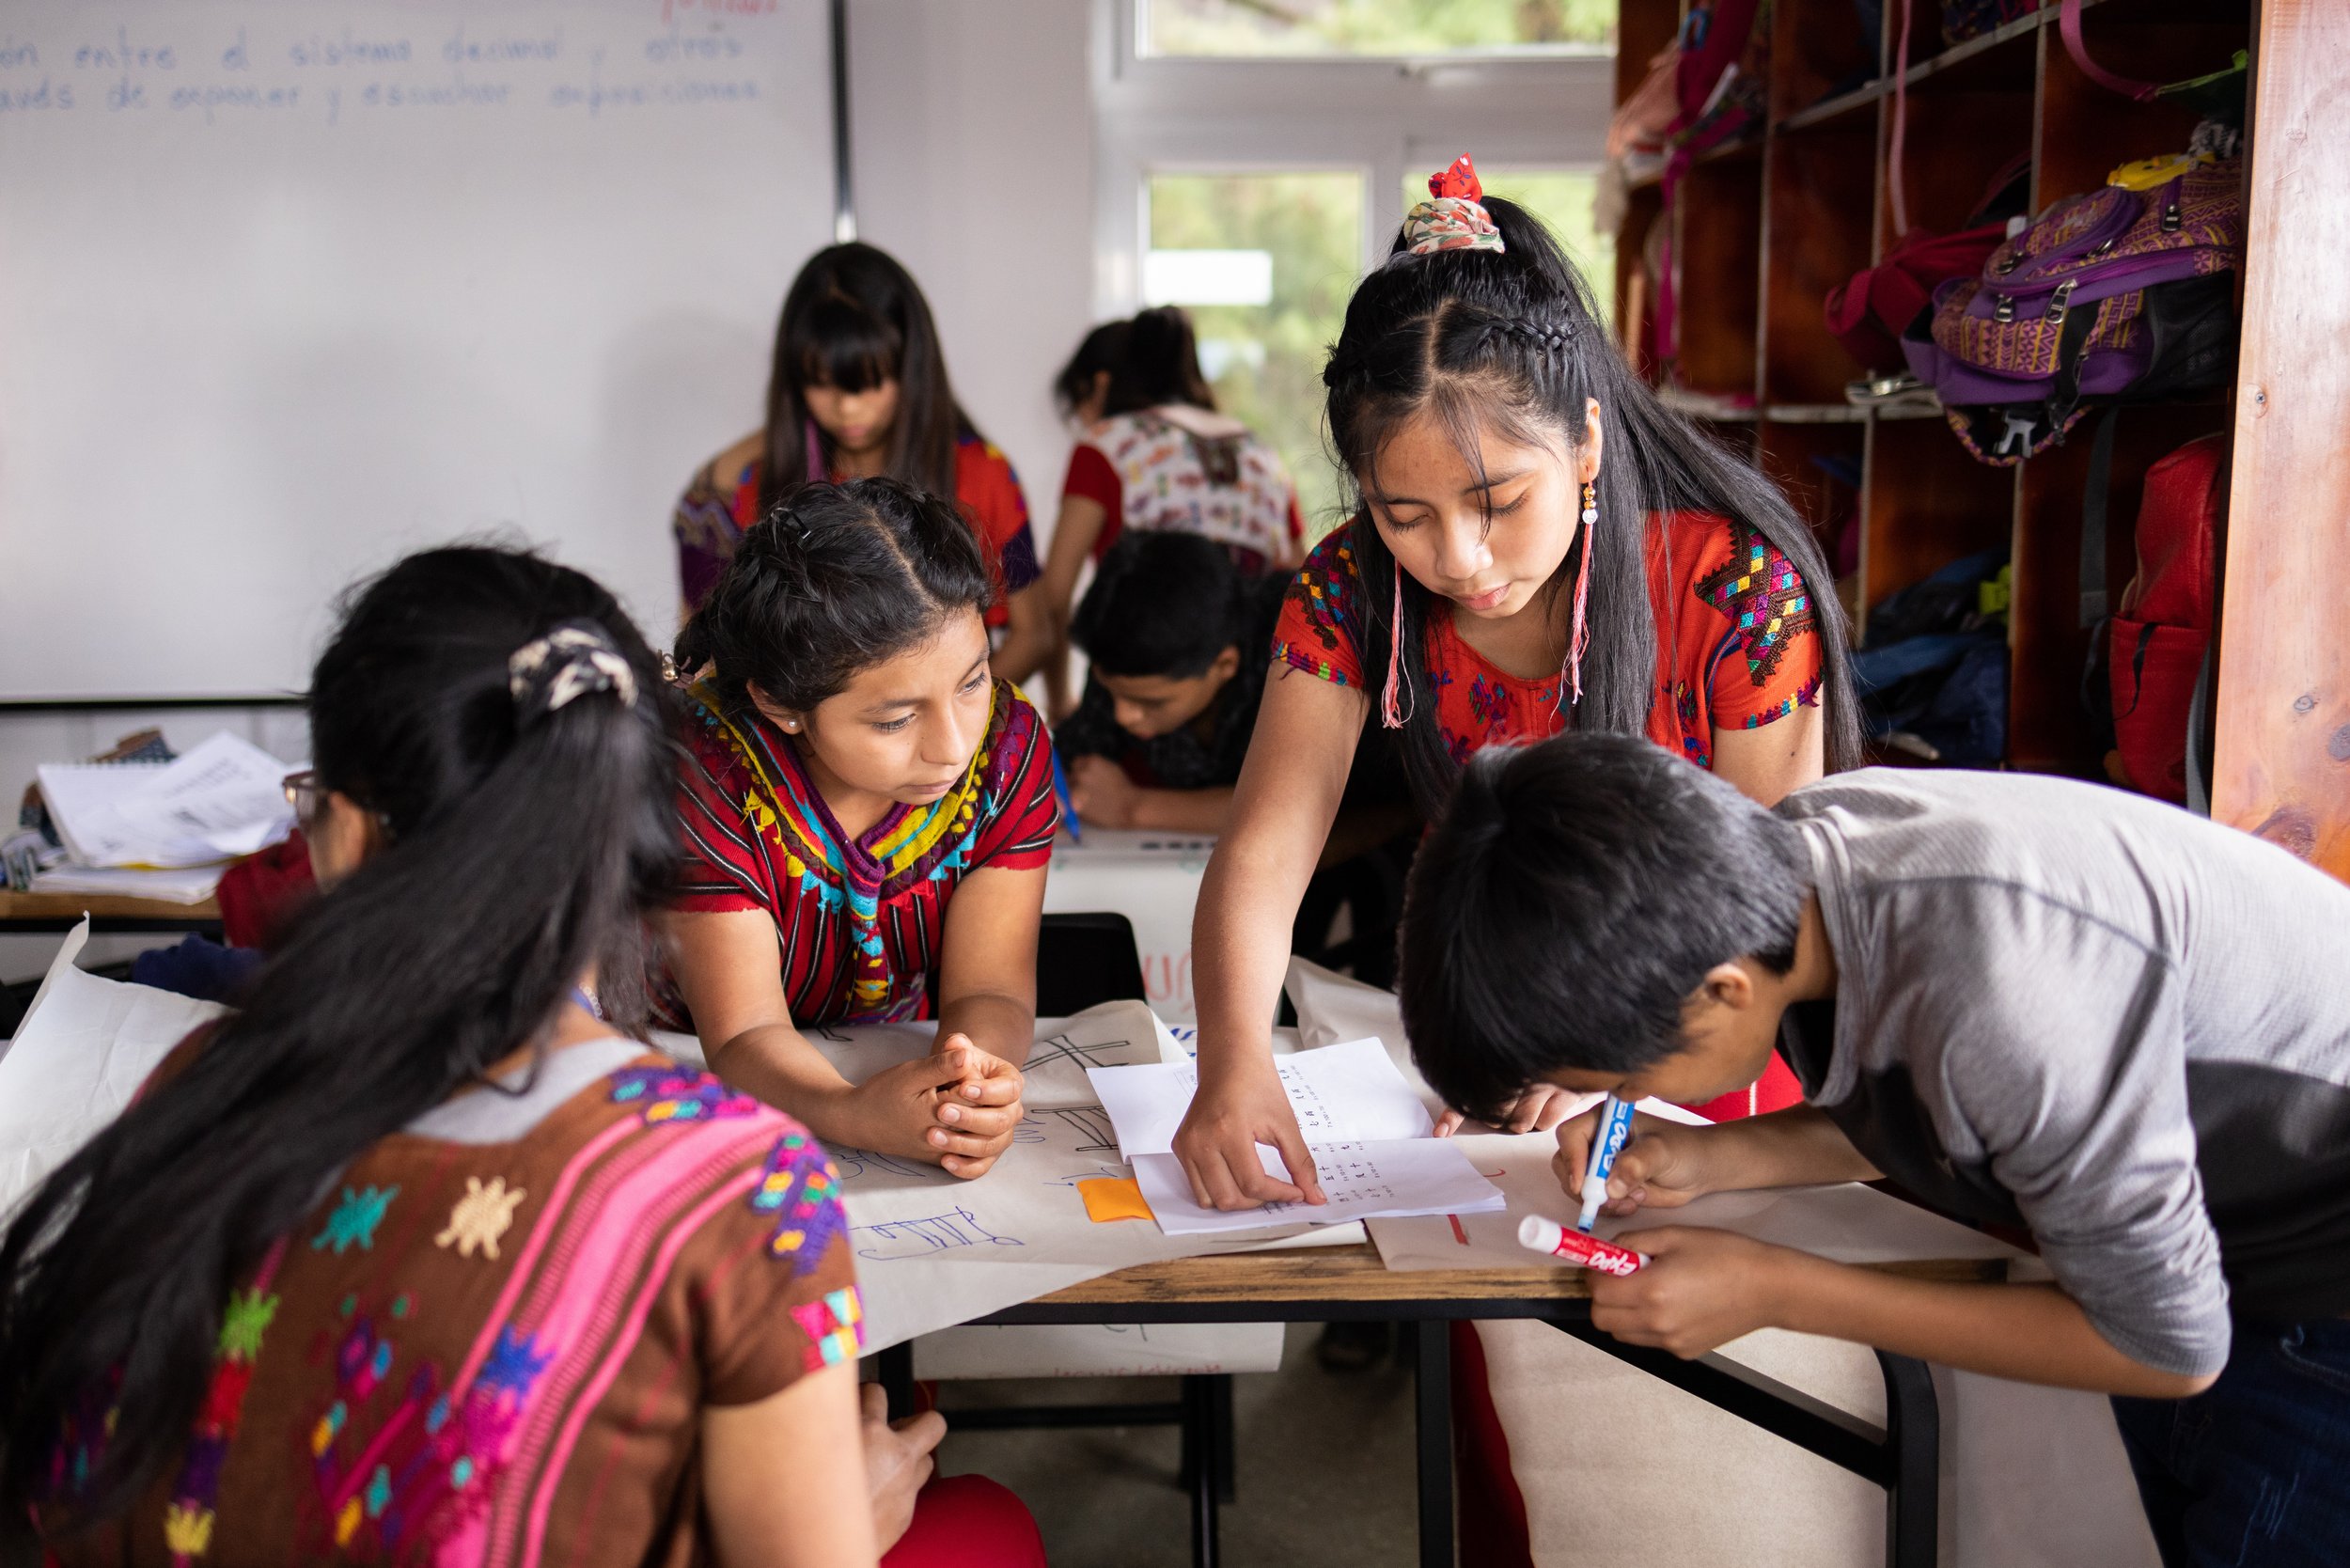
[1086,1037,1505,1235]
[27,864,225,904]
[37,732,297,870]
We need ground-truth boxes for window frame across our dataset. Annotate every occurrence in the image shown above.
[1091,0,1616,313]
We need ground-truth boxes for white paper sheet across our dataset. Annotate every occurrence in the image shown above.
[1132,1139,1506,1236]
[1368,1130,2023,1272]
[0,922,227,1222]
[38,731,296,869]
[1086,1035,1434,1159]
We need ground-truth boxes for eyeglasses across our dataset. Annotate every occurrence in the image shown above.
[282,769,324,829]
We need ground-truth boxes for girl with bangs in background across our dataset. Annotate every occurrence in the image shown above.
[673,243,1054,685]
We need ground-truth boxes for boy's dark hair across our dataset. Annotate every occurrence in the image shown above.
[759,243,987,515]
[2,547,675,1529]
[1324,196,1860,816]
[1072,532,1250,679]
[1397,734,1809,1121]
[677,478,995,715]
[1054,319,1132,418]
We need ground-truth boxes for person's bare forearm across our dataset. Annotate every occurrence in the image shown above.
[1768,1257,2215,1398]
[935,988,1035,1066]
[712,1022,857,1137]
[1130,787,1235,836]
[1701,1105,1882,1191]
[1190,834,1312,1081]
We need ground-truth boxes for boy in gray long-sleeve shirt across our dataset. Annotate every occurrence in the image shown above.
[1397,734,2350,1567]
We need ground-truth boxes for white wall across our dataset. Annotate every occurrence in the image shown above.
[847,0,1096,549]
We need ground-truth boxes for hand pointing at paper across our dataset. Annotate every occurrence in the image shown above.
[1171,1057,1326,1210]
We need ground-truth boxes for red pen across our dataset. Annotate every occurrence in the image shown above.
[1518,1215,1648,1277]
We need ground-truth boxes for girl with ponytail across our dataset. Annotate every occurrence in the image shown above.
[1,547,1043,1564]
[661,478,1061,1184]
[1172,156,1859,1212]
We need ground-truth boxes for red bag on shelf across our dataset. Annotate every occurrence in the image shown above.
[2105,435,2226,805]
[1824,222,2010,371]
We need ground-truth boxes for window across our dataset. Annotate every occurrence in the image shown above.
[1140,0,1615,58]
[1147,171,1364,529]
[1400,165,1612,323]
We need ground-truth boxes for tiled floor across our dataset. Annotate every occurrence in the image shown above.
[934,1324,1423,1567]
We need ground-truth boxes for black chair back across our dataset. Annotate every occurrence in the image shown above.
[1035,911,1147,1015]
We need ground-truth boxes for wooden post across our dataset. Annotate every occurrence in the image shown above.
[2215,1,2350,880]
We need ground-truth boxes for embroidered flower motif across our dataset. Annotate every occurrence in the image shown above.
[164,1502,214,1557]
[478,1325,554,1397]
[312,1185,399,1255]
[1692,523,1817,687]
[748,1131,847,1271]
[217,1288,279,1360]
[608,1065,760,1124]
[434,1176,526,1261]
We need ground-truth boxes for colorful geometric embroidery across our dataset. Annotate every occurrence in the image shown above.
[748,1129,848,1273]
[434,1176,526,1261]
[1276,536,1361,680]
[312,1184,399,1255]
[162,1240,286,1565]
[1743,673,1823,729]
[1692,522,1817,688]
[308,1302,553,1558]
[608,1065,760,1124]
[790,1287,865,1371]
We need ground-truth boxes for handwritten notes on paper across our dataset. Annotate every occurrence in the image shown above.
[1086,1037,1434,1159]
[1132,1139,1506,1236]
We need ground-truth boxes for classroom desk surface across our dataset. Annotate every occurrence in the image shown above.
[0,890,222,932]
[884,1244,1993,1568]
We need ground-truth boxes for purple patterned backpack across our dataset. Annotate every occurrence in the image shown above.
[1903,159,2243,464]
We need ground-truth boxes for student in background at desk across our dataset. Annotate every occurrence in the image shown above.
[1400,734,2350,1567]
[0,545,1044,1567]
[1053,531,1282,836]
[673,243,1052,683]
[1174,153,1860,1213]
[1038,307,1305,716]
[659,479,1060,1182]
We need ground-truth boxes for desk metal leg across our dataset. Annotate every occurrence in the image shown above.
[1878,1353,1938,1568]
[1184,1374,1221,1568]
[877,1341,916,1421]
[1412,1319,1453,1568]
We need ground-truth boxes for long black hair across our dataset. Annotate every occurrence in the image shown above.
[1053,319,1132,420]
[0,547,676,1531]
[759,243,981,514]
[1324,197,1859,814]
[677,478,995,720]
[1073,531,1252,679]
[1101,306,1217,417]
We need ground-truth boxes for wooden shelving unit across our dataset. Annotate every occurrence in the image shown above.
[1614,0,2252,776]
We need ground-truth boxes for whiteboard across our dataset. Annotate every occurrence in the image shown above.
[0,0,832,699]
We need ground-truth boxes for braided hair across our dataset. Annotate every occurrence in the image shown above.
[1323,190,1859,815]
[676,478,995,719]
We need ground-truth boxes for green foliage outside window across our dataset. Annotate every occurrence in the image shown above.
[1145,0,1617,56]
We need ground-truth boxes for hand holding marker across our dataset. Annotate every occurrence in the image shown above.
[1576,1093,1637,1231]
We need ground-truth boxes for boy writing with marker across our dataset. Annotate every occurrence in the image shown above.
[1398,733,2350,1565]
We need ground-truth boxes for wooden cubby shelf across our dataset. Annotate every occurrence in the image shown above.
[1615,0,2254,776]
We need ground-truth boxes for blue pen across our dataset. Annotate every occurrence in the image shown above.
[1050,749,1082,844]
[1576,1093,1637,1232]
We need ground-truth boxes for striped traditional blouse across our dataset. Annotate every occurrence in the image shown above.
[659,680,1059,1027]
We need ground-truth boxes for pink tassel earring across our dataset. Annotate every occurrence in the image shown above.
[1380,565,1414,729]
[1566,480,1597,706]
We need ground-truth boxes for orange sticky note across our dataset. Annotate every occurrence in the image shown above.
[1077,1176,1155,1224]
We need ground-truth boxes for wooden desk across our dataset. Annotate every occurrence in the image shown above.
[0,891,222,933]
[880,1245,1998,1568]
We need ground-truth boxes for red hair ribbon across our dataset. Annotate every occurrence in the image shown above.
[1430,155,1483,202]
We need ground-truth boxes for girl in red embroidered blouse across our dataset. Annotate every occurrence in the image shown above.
[1172,157,1860,1213]
[674,243,1054,684]
[659,479,1060,1184]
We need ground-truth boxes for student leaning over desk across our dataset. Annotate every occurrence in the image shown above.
[1400,734,2350,1567]
[656,478,1059,1184]
[0,545,1044,1567]
[1170,154,1862,1215]
[672,242,1054,684]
